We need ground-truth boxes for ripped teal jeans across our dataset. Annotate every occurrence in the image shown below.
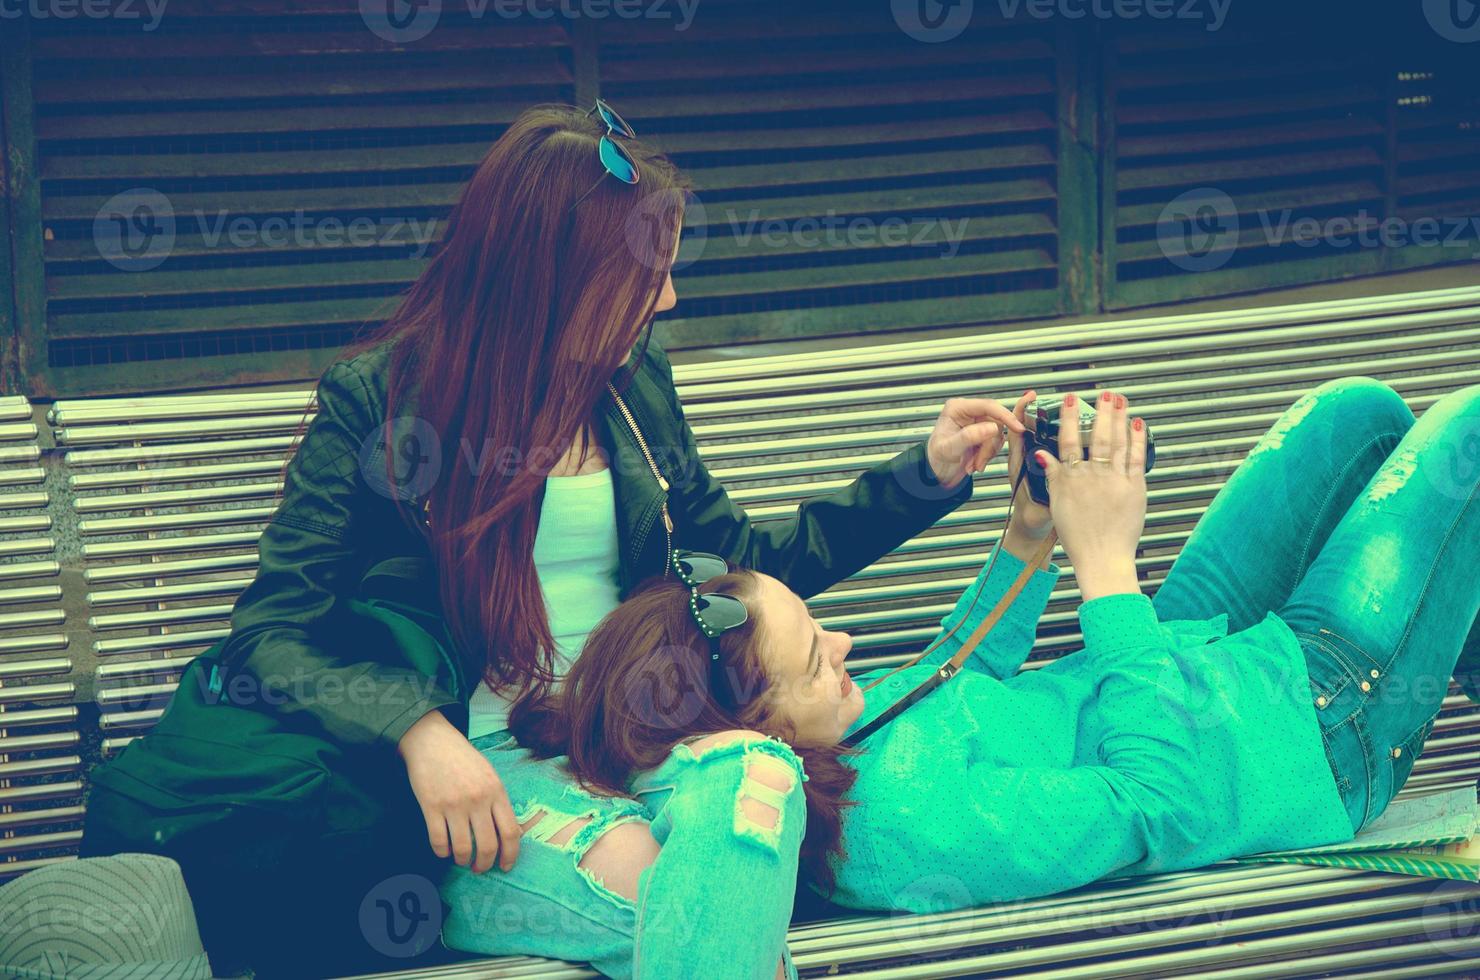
[1152,378,1480,833]
[440,730,805,979]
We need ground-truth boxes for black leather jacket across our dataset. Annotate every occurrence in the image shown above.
[218,338,975,751]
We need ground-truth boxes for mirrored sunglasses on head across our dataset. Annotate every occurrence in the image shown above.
[587,97,639,185]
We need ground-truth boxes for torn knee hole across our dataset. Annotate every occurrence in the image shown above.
[546,815,592,848]
[739,795,782,832]
[735,752,798,846]
[576,820,659,905]
[516,806,595,850]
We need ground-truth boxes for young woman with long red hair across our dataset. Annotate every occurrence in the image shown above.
[81,101,1028,976]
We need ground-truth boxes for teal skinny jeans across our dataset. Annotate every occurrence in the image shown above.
[1151,378,1480,834]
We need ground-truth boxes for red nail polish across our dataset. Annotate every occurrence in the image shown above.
[1115,395,1126,409]
[1133,417,1143,431]
[1064,393,1075,407]
[1101,391,1112,402]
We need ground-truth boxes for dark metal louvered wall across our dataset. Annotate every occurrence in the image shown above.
[1106,14,1480,307]
[4,1,576,397]
[2,3,1478,399]
[599,9,1066,348]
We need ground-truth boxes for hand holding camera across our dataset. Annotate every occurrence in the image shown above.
[1027,391,1153,599]
[846,389,1153,747]
[1003,389,1054,540]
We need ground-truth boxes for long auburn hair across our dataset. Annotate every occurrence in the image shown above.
[509,569,861,895]
[283,104,691,702]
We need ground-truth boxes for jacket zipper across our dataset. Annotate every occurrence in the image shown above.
[607,382,673,576]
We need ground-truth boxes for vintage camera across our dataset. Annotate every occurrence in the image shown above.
[1020,395,1156,506]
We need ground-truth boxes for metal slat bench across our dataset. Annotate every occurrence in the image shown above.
[3,285,1479,977]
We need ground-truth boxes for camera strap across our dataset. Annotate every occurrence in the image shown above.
[841,528,1058,748]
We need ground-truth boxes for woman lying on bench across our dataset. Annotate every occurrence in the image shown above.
[441,379,1480,969]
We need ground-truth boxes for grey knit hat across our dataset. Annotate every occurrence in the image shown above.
[0,853,212,979]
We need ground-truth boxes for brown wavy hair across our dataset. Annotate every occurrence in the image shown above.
[297,103,691,703]
[509,569,861,896]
